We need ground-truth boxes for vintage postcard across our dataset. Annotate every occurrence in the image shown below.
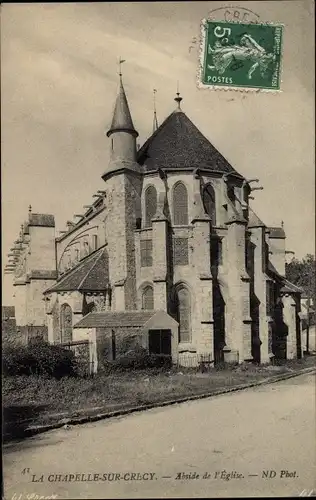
[2,1,315,499]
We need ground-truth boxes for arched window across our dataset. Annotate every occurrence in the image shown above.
[92,235,98,251]
[203,184,216,226]
[74,248,80,262]
[142,285,154,310]
[144,186,157,227]
[83,240,90,257]
[60,303,73,343]
[173,182,188,225]
[175,286,191,343]
[66,252,71,269]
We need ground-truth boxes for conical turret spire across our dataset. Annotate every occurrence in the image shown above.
[107,64,138,138]
[103,61,141,180]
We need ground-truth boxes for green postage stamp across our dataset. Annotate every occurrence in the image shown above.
[199,20,283,91]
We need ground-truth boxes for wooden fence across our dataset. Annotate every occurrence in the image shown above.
[177,353,214,370]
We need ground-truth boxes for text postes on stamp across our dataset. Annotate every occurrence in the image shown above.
[199,20,283,91]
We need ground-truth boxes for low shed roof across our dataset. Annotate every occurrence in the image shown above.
[74,310,178,330]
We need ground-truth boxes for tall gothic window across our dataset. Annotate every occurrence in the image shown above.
[175,286,191,343]
[173,182,188,225]
[174,238,189,266]
[60,303,73,343]
[140,239,153,267]
[203,184,216,226]
[144,185,157,227]
[142,285,154,310]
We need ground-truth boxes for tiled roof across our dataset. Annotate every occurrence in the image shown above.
[28,214,55,227]
[137,111,243,177]
[44,248,109,294]
[268,227,286,239]
[74,311,155,328]
[74,310,179,330]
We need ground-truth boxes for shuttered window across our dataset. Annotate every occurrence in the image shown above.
[173,182,188,225]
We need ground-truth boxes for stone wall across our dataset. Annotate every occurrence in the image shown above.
[124,173,142,310]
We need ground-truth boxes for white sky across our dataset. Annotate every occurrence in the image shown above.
[1,1,315,304]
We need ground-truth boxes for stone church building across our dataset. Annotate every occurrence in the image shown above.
[4,75,303,367]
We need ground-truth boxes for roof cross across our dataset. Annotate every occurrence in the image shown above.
[153,89,158,133]
[118,57,126,79]
[174,80,183,110]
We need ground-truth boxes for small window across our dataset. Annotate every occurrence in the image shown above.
[173,182,188,225]
[140,239,153,267]
[83,241,90,256]
[66,252,71,269]
[93,235,98,251]
[142,285,154,310]
[174,238,189,266]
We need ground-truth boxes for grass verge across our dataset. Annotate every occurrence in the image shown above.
[3,356,315,440]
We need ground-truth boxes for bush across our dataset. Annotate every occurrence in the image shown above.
[101,346,172,373]
[3,339,78,378]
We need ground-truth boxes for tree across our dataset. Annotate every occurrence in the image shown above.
[286,254,316,342]
[285,254,315,302]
